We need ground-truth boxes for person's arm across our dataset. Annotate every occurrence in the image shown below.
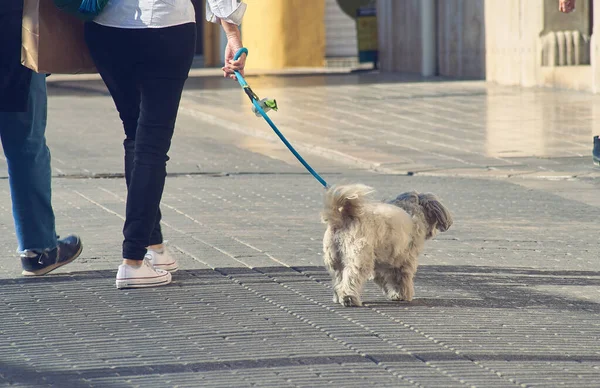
[205,0,247,79]
[559,0,576,13]
[220,20,245,80]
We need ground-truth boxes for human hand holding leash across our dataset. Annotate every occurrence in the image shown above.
[221,20,246,80]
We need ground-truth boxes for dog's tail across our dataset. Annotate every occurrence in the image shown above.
[321,184,375,226]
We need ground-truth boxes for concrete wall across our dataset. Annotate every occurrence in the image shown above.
[377,0,485,78]
[485,0,600,93]
[436,0,486,78]
[591,0,600,93]
[377,0,422,73]
[484,0,544,87]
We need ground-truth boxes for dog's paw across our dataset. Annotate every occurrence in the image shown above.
[342,295,362,307]
[332,293,340,304]
[388,292,412,302]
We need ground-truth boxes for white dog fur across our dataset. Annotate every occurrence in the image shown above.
[321,184,453,307]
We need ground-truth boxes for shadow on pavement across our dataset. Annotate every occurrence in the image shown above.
[3,349,600,387]
[2,265,599,312]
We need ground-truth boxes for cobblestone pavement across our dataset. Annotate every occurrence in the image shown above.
[0,73,599,387]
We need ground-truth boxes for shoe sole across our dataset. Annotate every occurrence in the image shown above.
[153,262,178,273]
[22,241,84,276]
[116,273,172,289]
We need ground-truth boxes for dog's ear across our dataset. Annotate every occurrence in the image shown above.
[418,193,453,232]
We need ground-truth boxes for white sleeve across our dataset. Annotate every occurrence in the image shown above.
[205,0,247,25]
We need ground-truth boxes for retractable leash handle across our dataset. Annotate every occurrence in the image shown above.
[232,48,329,189]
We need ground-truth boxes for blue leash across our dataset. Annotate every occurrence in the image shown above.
[232,48,328,189]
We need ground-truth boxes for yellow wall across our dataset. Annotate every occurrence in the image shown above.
[242,0,326,70]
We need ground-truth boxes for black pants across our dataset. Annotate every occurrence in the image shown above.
[85,22,196,260]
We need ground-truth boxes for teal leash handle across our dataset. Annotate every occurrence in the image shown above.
[232,48,329,189]
[232,48,249,87]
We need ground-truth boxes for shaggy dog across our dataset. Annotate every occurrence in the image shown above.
[321,184,453,307]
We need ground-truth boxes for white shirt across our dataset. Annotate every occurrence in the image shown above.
[205,0,246,26]
[94,0,195,28]
[95,0,245,29]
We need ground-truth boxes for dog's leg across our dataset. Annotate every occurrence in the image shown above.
[337,251,373,307]
[323,228,344,304]
[383,260,417,302]
[325,253,344,304]
[384,268,407,301]
[331,274,343,304]
[386,261,417,302]
[398,264,415,302]
[373,263,391,297]
[338,266,365,307]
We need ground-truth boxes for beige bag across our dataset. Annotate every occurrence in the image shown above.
[21,0,97,74]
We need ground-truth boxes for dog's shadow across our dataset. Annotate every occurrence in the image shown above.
[353,264,600,312]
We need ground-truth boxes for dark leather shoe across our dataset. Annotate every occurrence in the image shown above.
[21,235,83,276]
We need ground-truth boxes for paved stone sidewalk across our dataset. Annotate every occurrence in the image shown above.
[0,73,599,387]
[178,73,600,178]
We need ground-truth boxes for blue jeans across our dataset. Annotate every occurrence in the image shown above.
[0,71,57,252]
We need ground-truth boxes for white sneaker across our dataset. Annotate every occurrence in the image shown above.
[116,258,172,289]
[146,244,178,272]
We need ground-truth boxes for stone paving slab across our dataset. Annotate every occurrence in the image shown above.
[1,73,599,387]
[45,72,600,180]
[177,73,600,177]
[1,171,600,387]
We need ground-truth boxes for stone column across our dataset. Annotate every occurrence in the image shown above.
[486,0,596,92]
[485,0,544,86]
[592,0,600,93]
[241,0,326,70]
